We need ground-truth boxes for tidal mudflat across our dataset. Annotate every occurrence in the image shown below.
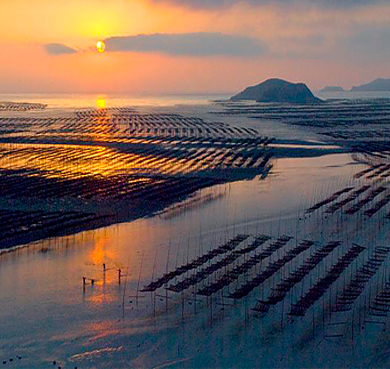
[1,97,390,368]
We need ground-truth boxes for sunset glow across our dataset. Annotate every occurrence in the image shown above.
[0,0,389,93]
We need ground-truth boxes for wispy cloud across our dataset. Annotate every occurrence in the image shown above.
[104,32,267,57]
[44,43,77,55]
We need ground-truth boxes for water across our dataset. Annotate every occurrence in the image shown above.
[0,93,231,109]
[0,152,359,368]
[1,94,390,368]
[2,91,390,110]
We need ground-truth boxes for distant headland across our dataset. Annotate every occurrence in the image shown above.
[318,78,390,93]
[351,78,390,92]
[319,86,345,93]
[231,78,322,104]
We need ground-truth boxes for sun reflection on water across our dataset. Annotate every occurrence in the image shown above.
[91,237,112,265]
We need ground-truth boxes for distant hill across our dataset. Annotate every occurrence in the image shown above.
[231,78,322,104]
[351,78,390,92]
[320,86,344,92]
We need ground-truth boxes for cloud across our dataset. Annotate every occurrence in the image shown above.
[346,26,390,59]
[44,43,77,55]
[104,32,266,57]
[149,0,387,9]
[269,34,328,59]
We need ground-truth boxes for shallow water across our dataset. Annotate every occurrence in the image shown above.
[2,96,390,368]
[0,93,231,109]
[0,152,362,368]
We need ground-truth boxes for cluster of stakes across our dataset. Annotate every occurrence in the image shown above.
[333,247,390,312]
[215,99,390,129]
[289,244,366,317]
[138,152,390,341]
[306,183,390,219]
[0,101,46,111]
[0,209,111,249]
[141,234,249,292]
[0,107,276,250]
[253,241,342,313]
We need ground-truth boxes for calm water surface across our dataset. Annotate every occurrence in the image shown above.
[0,152,360,367]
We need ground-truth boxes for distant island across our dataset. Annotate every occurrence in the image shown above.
[351,78,390,92]
[319,86,344,92]
[231,78,322,104]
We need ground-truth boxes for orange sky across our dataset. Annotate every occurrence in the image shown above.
[0,0,389,93]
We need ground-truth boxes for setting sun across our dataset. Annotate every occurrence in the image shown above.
[96,97,106,109]
[96,40,105,53]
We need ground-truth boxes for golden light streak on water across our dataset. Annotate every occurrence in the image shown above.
[0,142,212,180]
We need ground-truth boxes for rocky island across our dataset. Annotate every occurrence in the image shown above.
[231,78,322,104]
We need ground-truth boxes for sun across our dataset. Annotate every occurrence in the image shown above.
[96,98,106,109]
[96,40,105,53]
